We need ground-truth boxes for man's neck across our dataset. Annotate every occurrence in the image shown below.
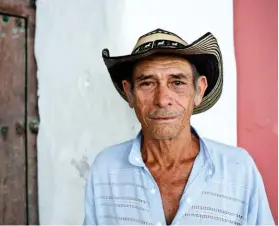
[141,126,200,170]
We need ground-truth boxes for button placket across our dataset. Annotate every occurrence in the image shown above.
[142,166,166,226]
[174,162,212,224]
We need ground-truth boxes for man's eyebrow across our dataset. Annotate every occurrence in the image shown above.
[134,74,154,82]
[134,73,191,82]
[169,73,191,80]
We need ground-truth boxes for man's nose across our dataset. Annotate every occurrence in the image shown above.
[154,84,173,107]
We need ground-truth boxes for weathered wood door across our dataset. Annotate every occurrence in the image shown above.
[0,0,38,224]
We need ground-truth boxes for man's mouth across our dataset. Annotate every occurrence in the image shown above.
[149,116,178,123]
[151,116,176,120]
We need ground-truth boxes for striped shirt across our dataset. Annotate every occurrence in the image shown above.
[84,127,274,225]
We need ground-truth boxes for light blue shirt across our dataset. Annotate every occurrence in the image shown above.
[84,128,274,225]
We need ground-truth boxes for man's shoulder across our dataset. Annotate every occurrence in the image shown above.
[202,137,254,165]
[91,138,134,171]
[203,138,261,187]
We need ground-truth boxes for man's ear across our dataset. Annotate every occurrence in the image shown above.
[122,80,134,108]
[194,76,208,107]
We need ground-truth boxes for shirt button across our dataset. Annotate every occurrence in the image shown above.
[150,188,156,194]
[187,197,192,204]
[135,156,141,162]
[208,169,213,176]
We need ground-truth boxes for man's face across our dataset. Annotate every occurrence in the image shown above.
[123,55,207,140]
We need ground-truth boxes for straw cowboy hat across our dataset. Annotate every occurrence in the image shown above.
[102,28,223,114]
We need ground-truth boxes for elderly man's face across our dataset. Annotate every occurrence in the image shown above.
[123,55,207,140]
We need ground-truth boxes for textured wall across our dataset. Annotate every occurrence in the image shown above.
[35,0,236,224]
[234,0,278,222]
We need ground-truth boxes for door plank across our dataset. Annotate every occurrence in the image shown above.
[0,14,26,224]
[0,1,38,224]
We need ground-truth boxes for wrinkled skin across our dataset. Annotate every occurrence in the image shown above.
[122,55,208,225]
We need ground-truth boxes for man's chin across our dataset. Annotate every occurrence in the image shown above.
[149,125,181,140]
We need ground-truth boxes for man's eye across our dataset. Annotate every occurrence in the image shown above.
[172,81,185,86]
[140,81,153,87]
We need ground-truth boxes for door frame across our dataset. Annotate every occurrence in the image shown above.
[0,0,38,224]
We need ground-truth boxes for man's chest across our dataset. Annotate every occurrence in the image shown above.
[93,167,251,225]
[151,167,193,225]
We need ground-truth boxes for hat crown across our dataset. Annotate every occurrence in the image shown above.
[132,28,189,54]
[139,28,183,39]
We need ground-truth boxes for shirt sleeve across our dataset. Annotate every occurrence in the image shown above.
[83,166,97,225]
[247,163,275,225]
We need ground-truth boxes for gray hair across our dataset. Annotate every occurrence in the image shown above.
[191,64,201,90]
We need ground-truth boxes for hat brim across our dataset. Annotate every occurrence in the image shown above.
[102,32,223,114]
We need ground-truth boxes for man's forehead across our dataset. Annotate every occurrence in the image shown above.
[136,54,191,65]
[133,55,193,75]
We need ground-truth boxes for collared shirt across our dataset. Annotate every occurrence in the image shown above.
[83,128,274,225]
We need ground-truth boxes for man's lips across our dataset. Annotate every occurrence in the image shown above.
[150,116,177,120]
[149,116,178,123]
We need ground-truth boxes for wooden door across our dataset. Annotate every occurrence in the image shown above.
[0,0,38,224]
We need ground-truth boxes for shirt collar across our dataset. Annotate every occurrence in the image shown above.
[128,126,215,175]
[128,130,145,167]
[191,126,215,172]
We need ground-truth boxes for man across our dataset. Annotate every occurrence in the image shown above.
[84,29,274,225]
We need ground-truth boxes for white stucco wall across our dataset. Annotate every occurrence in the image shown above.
[35,0,236,224]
